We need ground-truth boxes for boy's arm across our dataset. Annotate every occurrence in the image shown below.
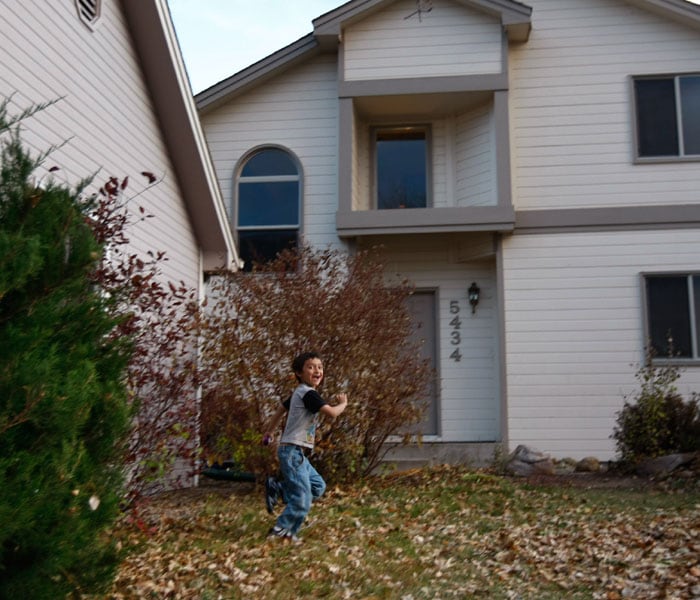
[319,393,348,418]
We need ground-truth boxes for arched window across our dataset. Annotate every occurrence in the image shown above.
[235,147,300,271]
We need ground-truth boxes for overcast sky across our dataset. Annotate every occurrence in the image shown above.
[167,0,700,94]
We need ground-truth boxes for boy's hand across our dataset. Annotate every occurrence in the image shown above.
[321,393,349,418]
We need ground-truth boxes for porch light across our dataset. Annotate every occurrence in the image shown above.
[468,282,480,314]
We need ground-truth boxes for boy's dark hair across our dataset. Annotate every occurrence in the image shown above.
[292,351,321,380]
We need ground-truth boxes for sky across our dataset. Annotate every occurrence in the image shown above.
[167,0,700,94]
[167,0,341,93]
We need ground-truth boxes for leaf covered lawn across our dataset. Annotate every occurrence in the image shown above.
[108,466,700,599]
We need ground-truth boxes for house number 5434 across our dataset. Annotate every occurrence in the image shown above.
[449,300,462,362]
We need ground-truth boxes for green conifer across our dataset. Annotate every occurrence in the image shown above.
[0,100,131,598]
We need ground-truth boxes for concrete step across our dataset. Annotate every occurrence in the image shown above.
[380,442,498,472]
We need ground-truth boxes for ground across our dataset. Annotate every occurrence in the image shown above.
[112,465,700,599]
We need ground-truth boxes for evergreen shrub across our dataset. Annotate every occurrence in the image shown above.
[0,101,131,597]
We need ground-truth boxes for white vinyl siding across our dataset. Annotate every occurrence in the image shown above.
[374,234,499,442]
[201,54,341,249]
[509,0,700,210]
[455,102,496,207]
[502,229,700,459]
[343,0,502,81]
[1,1,200,288]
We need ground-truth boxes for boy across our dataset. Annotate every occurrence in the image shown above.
[264,351,348,543]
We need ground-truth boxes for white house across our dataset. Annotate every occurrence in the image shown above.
[195,0,700,463]
[1,0,240,484]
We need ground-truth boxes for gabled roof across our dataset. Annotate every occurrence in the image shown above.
[195,0,700,114]
[196,33,322,115]
[121,0,240,271]
[626,0,700,31]
[196,0,533,113]
[312,0,532,45]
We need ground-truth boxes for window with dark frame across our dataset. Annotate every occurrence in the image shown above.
[375,126,429,209]
[236,148,300,272]
[645,274,700,359]
[634,74,700,159]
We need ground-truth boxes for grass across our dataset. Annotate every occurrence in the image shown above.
[108,466,700,599]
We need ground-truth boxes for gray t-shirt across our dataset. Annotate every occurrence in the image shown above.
[279,383,327,449]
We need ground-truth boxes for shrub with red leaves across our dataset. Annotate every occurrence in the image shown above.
[199,245,433,482]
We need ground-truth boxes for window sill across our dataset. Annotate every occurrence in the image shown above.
[651,358,700,368]
[634,155,700,165]
[336,205,515,237]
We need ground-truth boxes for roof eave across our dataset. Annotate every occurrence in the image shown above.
[313,0,533,42]
[195,34,321,114]
[120,0,240,272]
[625,0,700,32]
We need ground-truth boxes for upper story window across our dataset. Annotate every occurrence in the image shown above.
[76,0,101,29]
[644,274,700,360]
[633,75,700,159]
[374,126,429,209]
[235,147,301,272]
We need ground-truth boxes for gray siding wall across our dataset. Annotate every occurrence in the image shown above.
[509,0,700,211]
[372,234,500,442]
[503,229,700,459]
[455,102,496,207]
[343,0,502,80]
[1,0,200,288]
[201,54,342,248]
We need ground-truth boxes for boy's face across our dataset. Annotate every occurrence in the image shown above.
[298,357,323,388]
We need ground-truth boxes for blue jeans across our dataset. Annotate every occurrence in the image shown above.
[275,444,326,535]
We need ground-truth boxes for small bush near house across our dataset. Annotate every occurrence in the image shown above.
[199,245,433,482]
[89,174,202,507]
[0,101,131,597]
[612,349,700,463]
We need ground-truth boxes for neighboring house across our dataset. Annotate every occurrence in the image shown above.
[1,0,239,483]
[195,0,700,462]
[1,0,238,284]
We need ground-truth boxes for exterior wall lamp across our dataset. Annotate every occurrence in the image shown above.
[468,282,480,314]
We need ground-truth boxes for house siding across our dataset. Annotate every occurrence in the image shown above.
[1,0,200,288]
[200,54,342,248]
[371,234,499,441]
[197,0,700,463]
[343,0,503,81]
[509,0,700,211]
[502,229,700,459]
[455,102,496,207]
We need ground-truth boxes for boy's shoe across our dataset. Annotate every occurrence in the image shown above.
[265,477,280,514]
[266,525,302,545]
[285,533,303,545]
[267,525,287,539]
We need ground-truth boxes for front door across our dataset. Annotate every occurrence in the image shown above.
[406,291,438,435]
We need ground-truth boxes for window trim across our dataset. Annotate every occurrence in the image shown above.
[642,271,700,365]
[631,73,700,164]
[233,145,302,270]
[371,124,432,210]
